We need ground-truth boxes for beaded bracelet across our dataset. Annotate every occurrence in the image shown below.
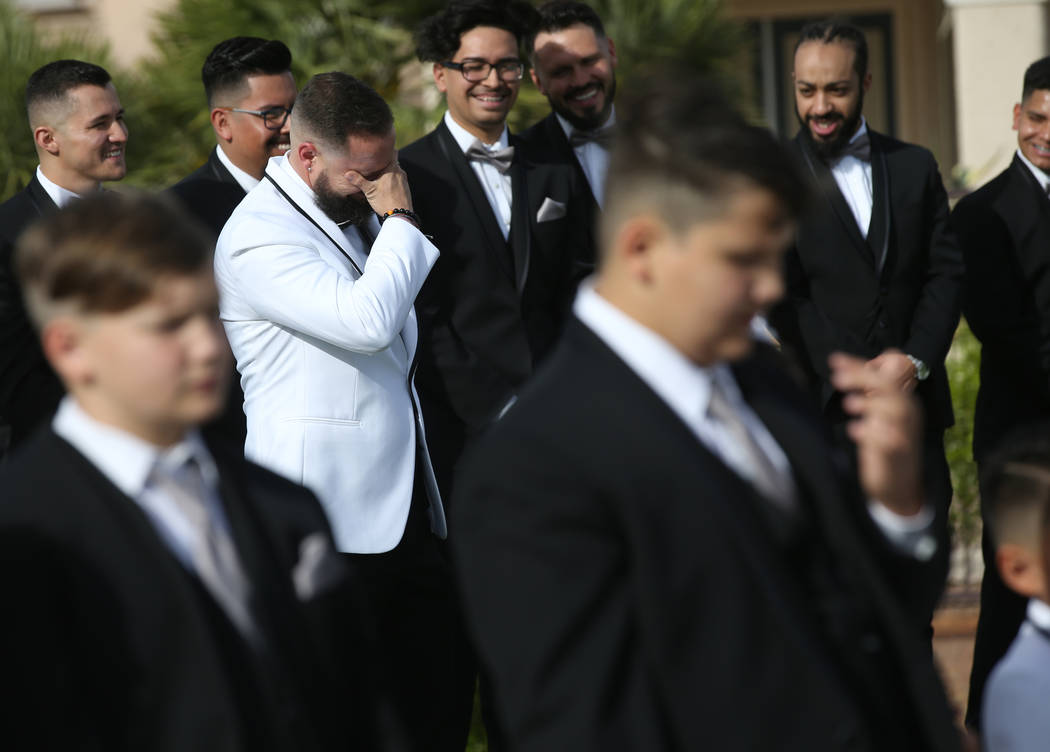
[380,208,422,227]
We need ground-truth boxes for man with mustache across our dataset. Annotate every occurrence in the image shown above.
[521,0,618,269]
[400,0,583,505]
[170,37,296,449]
[0,59,128,460]
[170,37,296,239]
[215,72,458,751]
[769,20,962,606]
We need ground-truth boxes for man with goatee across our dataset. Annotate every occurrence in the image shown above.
[769,20,962,601]
[215,72,459,750]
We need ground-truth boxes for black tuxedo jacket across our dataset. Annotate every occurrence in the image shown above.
[169,147,248,239]
[952,154,1050,461]
[168,148,250,448]
[771,130,963,432]
[0,428,384,751]
[399,120,584,494]
[0,176,65,457]
[452,320,959,752]
[517,111,600,268]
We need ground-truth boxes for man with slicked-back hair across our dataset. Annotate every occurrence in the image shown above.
[951,54,1050,732]
[0,59,128,460]
[170,37,296,237]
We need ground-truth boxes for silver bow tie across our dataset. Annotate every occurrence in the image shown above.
[570,126,615,149]
[465,141,515,173]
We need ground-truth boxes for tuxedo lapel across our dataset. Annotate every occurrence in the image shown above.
[25,175,59,217]
[795,135,877,268]
[867,134,892,277]
[507,152,531,293]
[207,149,244,193]
[434,122,517,284]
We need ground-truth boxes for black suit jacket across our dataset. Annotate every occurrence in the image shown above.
[452,320,959,752]
[399,120,584,495]
[517,111,600,268]
[952,154,1050,461]
[169,148,248,239]
[0,427,383,751]
[168,148,250,448]
[0,176,65,457]
[771,130,963,432]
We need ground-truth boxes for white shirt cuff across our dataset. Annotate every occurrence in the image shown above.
[867,500,938,561]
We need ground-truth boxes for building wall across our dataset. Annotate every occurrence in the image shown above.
[947,0,1049,187]
[16,0,175,68]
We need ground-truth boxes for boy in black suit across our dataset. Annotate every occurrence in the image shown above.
[0,192,382,751]
[952,55,1050,731]
[452,72,960,751]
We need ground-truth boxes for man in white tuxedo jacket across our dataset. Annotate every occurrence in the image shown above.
[215,72,460,750]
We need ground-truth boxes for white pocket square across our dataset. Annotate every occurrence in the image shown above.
[537,197,567,223]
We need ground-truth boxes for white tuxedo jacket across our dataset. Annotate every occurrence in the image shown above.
[215,155,444,553]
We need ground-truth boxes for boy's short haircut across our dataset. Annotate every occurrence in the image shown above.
[983,425,1050,551]
[600,69,809,254]
[15,191,212,328]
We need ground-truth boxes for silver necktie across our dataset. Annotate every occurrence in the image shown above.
[707,379,796,511]
[150,457,258,642]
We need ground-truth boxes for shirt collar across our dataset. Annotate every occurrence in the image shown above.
[35,165,88,209]
[443,110,509,152]
[1016,148,1050,193]
[572,279,738,424]
[1028,598,1050,631]
[215,144,261,193]
[556,106,617,144]
[52,396,218,498]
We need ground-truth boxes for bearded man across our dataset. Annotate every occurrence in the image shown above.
[768,19,962,626]
[215,72,463,750]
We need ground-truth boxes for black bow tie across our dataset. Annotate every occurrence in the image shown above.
[465,141,514,173]
[832,131,871,163]
[570,126,615,149]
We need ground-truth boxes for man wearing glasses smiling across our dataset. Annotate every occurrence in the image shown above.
[170,37,296,239]
[401,0,583,513]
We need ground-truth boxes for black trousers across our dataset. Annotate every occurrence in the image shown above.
[343,473,475,752]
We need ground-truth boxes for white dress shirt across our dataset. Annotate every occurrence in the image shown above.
[52,396,232,574]
[444,111,513,240]
[556,108,615,210]
[215,144,261,193]
[830,118,873,238]
[1017,147,1050,193]
[35,166,85,208]
[572,281,936,555]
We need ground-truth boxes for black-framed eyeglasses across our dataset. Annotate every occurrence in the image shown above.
[441,59,525,83]
[218,105,293,131]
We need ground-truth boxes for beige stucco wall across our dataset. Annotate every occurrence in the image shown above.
[946,0,1049,187]
[25,0,175,67]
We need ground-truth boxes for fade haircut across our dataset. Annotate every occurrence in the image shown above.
[602,69,808,255]
[290,72,393,152]
[202,36,293,107]
[25,59,112,128]
[982,426,1050,551]
[415,0,536,63]
[795,19,868,82]
[1022,56,1050,102]
[16,192,212,328]
[526,1,606,58]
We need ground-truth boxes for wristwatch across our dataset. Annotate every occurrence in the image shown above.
[906,354,930,381]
